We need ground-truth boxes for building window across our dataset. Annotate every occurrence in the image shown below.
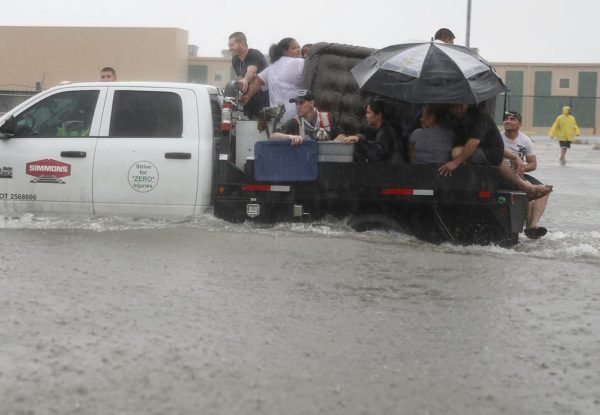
[188,65,208,84]
[214,72,224,82]
[559,78,570,88]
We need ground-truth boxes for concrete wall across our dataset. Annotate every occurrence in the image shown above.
[0,26,189,90]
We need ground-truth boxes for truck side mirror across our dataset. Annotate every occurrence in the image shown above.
[0,116,16,139]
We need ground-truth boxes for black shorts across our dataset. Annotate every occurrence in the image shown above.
[559,140,571,148]
[470,147,503,166]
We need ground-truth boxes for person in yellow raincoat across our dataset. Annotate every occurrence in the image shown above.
[549,105,580,165]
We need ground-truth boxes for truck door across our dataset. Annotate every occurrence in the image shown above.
[93,87,200,218]
[0,87,105,214]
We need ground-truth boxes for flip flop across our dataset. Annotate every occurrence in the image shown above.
[524,226,547,239]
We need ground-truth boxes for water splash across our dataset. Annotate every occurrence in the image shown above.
[222,218,600,263]
[1,213,598,264]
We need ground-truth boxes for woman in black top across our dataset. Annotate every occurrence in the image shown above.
[344,100,396,162]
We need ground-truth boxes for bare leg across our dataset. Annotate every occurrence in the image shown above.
[526,201,533,227]
[497,162,553,200]
[560,146,567,165]
[526,194,549,228]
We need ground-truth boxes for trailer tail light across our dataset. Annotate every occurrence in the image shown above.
[242,184,270,192]
[242,184,291,192]
[382,188,434,196]
[221,102,232,132]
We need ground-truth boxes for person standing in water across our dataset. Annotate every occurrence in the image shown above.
[549,105,580,166]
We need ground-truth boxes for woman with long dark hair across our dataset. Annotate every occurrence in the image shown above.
[343,100,396,162]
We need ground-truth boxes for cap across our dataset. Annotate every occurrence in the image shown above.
[289,89,314,103]
[503,110,522,123]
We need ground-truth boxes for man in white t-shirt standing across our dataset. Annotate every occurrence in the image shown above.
[502,111,550,239]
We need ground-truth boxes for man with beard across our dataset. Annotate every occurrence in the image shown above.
[502,111,549,239]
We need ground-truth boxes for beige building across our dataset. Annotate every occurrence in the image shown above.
[0,26,189,90]
[2,26,600,133]
[188,56,233,89]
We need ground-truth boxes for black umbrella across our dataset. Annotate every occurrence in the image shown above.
[351,41,507,104]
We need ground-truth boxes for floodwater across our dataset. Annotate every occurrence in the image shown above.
[1,137,599,414]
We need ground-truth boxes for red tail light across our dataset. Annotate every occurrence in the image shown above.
[382,188,434,196]
[221,102,231,132]
[242,184,271,192]
[382,188,414,196]
[241,184,291,192]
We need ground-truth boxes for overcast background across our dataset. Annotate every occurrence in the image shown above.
[1,0,598,63]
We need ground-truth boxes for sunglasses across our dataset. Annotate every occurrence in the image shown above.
[504,112,521,121]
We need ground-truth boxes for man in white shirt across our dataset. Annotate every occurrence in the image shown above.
[502,111,549,239]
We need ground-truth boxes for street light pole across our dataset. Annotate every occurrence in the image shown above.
[466,0,472,48]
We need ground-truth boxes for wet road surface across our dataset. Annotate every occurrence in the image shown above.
[1,227,599,414]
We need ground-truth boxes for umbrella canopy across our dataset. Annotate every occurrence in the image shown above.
[351,41,507,104]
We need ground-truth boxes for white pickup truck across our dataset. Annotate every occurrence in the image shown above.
[0,80,527,246]
[0,82,221,218]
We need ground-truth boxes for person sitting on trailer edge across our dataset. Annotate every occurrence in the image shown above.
[502,110,549,239]
[270,89,352,146]
[438,104,553,201]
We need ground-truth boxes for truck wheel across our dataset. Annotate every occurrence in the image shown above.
[348,214,402,232]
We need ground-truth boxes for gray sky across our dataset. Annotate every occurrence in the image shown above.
[1,0,598,63]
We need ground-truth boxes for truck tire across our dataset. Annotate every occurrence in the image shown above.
[348,214,402,232]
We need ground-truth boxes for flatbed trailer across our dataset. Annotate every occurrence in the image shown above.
[213,144,527,246]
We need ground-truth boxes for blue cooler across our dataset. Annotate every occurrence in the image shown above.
[254,140,318,182]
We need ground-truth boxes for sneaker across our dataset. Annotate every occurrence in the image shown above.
[560,159,566,166]
[524,226,547,239]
